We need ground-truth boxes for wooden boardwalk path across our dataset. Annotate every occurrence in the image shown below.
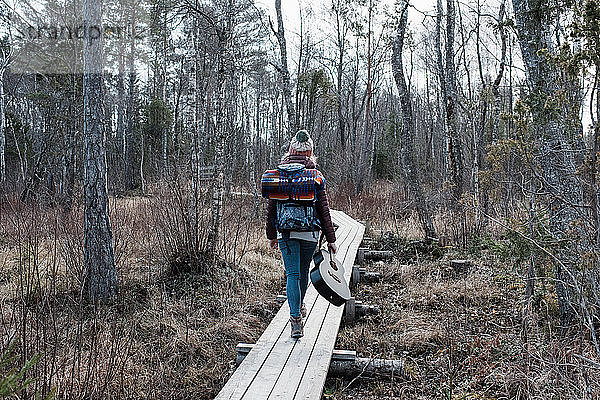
[215,210,365,400]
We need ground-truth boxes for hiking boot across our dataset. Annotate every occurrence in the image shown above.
[301,303,307,318]
[290,316,304,339]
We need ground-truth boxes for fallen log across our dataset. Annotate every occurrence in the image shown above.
[328,355,406,378]
[344,297,379,323]
[357,248,394,264]
[351,265,381,285]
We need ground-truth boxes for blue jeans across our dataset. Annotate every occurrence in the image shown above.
[278,236,318,318]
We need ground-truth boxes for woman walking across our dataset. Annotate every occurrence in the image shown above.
[266,130,337,338]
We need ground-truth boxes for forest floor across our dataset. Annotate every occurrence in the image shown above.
[323,233,600,399]
[1,185,599,399]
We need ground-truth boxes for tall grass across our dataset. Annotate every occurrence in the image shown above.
[0,181,280,399]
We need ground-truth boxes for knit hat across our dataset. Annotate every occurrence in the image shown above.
[289,130,314,152]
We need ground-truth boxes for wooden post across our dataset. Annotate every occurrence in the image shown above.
[357,248,394,264]
[355,301,379,317]
[357,248,367,264]
[351,265,361,285]
[361,268,381,283]
[344,299,378,321]
[276,294,287,304]
[352,265,381,285]
[364,220,371,235]
[345,297,356,323]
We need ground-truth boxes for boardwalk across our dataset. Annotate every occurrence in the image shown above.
[215,210,365,400]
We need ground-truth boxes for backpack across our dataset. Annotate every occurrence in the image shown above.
[261,163,324,232]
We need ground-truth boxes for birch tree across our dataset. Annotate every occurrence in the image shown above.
[436,0,447,177]
[0,11,7,184]
[445,0,463,201]
[125,5,138,192]
[0,63,6,184]
[331,0,349,151]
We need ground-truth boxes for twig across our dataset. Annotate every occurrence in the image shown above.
[574,353,600,369]
[340,354,380,392]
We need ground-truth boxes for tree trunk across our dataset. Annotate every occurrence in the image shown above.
[393,0,437,241]
[513,0,585,323]
[436,0,447,177]
[140,131,145,194]
[0,68,5,184]
[161,5,168,175]
[63,77,76,212]
[491,0,506,144]
[446,0,463,201]
[594,64,600,247]
[206,22,230,260]
[116,52,125,175]
[190,15,204,253]
[83,0,117,302]
[125,7,137,192]
[357,0,373,194]
[273,0,296,135]
[334,0,346,150]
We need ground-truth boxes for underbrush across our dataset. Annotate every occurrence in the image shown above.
[0,184,283,399]
[325,236,600,399]
[329,181,507,248]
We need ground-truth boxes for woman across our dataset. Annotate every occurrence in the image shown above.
[266,130,337,339]
[267,130,337,338]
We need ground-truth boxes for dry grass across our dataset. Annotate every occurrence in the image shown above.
[2,181,598,399]
[324,245,600,399]
[0,189,285,399]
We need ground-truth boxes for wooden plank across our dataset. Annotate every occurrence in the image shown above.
[213,298,292,400]
[215,210,365,400]
[240,220,356,399]
[295,223,364,399]
[294,214,364,400]
[216,212,356,400]
[266,216,362,399]
[245,294,332,399]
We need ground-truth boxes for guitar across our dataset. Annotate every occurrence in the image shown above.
[310,245,351,306]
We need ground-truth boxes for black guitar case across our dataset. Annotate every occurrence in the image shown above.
[310,246,350,306]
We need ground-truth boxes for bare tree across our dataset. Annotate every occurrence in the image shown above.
[393,0,437,241]
[125,5,138,192]
[436,0,447,177]
[271,0,297,134]
[357,0,374,194]
[332,0,348,151]
[188,1,233,259]
[445,0,463,201]
[0,64,5,184]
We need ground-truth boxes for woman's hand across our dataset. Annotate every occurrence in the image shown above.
[327,242,337,254]
[270,239,278,249]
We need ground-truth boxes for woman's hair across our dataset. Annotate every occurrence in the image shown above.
[281,149,317,165]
